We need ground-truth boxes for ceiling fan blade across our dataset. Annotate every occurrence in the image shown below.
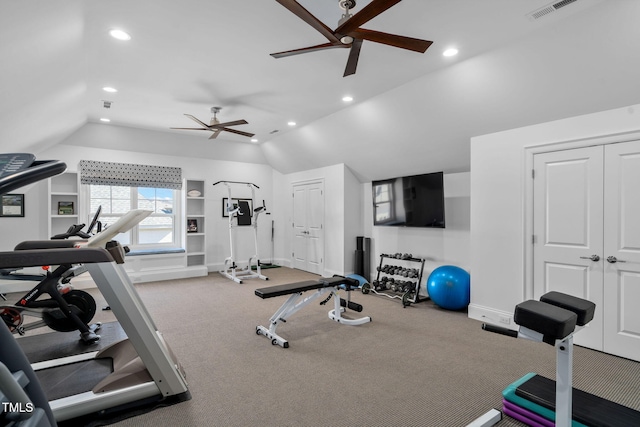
[220,128,255,138]
[344,39,363,77]
[170,127,209,130]
[335,0,402,34]
[184,114,212,129]
[213,119,249,128]
[271,42,347,58]
[349,28,432,53]
[276,0,341,43]
[209,129,222,140]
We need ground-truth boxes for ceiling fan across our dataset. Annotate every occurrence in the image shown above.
[271,0,433,77]
[171,107,255,140]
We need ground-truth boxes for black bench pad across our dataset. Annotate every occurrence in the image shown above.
[540,291,595,326]
[514,300,577,343]
[255,280,329,299]
[255,276,354,299]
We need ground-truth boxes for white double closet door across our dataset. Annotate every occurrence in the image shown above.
[533,140,640,361]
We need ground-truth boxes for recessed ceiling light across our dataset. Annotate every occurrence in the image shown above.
[109,29,131,41]
[251,138,259,143]
[443,48,459,57]
[103,87,118,93]
[287,121,296,127]
[342,96,354,102]
[100,118,111,123]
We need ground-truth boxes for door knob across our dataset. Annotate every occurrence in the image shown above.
[580,255,600,262]
[606,256,626,263]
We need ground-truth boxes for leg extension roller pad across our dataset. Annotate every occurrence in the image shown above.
[539,291,595,326]
[514,300,577,344]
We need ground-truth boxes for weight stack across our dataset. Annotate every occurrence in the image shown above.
[355,236,371,282]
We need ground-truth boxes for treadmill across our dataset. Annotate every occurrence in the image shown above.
[0,154,190,425]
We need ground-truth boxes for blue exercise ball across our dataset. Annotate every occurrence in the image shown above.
[426,265,470,310]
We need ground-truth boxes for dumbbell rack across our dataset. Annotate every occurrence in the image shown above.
[362,253,428,307]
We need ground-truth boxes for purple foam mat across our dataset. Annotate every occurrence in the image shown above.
[503,406,546,427]
[503,399,554,427]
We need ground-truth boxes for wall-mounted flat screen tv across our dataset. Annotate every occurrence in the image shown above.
[372,171,445,228]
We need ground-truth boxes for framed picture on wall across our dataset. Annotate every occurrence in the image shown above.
[0,194,24,217]
[58,201,74,215]
[187,219,198,233]
[222,198,253,218]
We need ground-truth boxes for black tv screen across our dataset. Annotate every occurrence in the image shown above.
[372,171,445,228]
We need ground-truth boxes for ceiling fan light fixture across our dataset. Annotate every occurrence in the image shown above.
[443,48,459,57]
[109,29,131,41]
[340,36,354,45]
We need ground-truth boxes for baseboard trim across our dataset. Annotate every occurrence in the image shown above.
[468,303,515,329]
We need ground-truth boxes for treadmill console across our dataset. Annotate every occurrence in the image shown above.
[0,153,35,178]
[0,153,67,195]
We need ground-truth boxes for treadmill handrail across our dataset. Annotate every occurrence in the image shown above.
[0,160,67,195]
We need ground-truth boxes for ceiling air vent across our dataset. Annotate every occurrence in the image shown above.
[527,0,579,20]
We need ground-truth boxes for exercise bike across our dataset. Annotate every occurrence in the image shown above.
[0,207,104,344]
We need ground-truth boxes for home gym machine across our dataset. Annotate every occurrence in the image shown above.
[1,207,105,343]
[0,154,190,425]
[213,180,268,284]
[469,291,640,427]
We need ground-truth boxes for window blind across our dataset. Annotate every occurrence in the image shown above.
[79,160,182,189]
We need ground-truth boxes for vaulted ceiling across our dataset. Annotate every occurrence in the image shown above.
[2,0,639,181]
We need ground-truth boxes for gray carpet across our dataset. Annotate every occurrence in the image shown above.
[11,268,640,426]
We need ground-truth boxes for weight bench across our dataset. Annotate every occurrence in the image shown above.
[255,276,372,348]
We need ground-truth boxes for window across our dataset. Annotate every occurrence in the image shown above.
[86,185,180,248]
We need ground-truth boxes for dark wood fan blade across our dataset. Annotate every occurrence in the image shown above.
[212,119,248,128]
[170,127,209,130]
[220,127,255,138]
[276,0,340,43]
[184,114,212,129]
[209,129,222,140]
[349,28,432,53]
[344,39,363,77]
[271,42,347,58]
[335,0,402,35]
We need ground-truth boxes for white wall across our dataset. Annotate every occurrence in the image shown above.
[278,163,360,276]
[29,125,275,274]
[469,103,640,326]
[343,166,364,274]
[0,180,50,251]
[363,172,470,291]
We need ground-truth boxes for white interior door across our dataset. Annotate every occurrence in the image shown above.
[533,146,604,349]
[533,140,640,360]
[603,141,640,360]
[292,181,324,274]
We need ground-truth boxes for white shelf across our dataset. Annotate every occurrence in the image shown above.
[48,172,79,237]
[184,179,206,268]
